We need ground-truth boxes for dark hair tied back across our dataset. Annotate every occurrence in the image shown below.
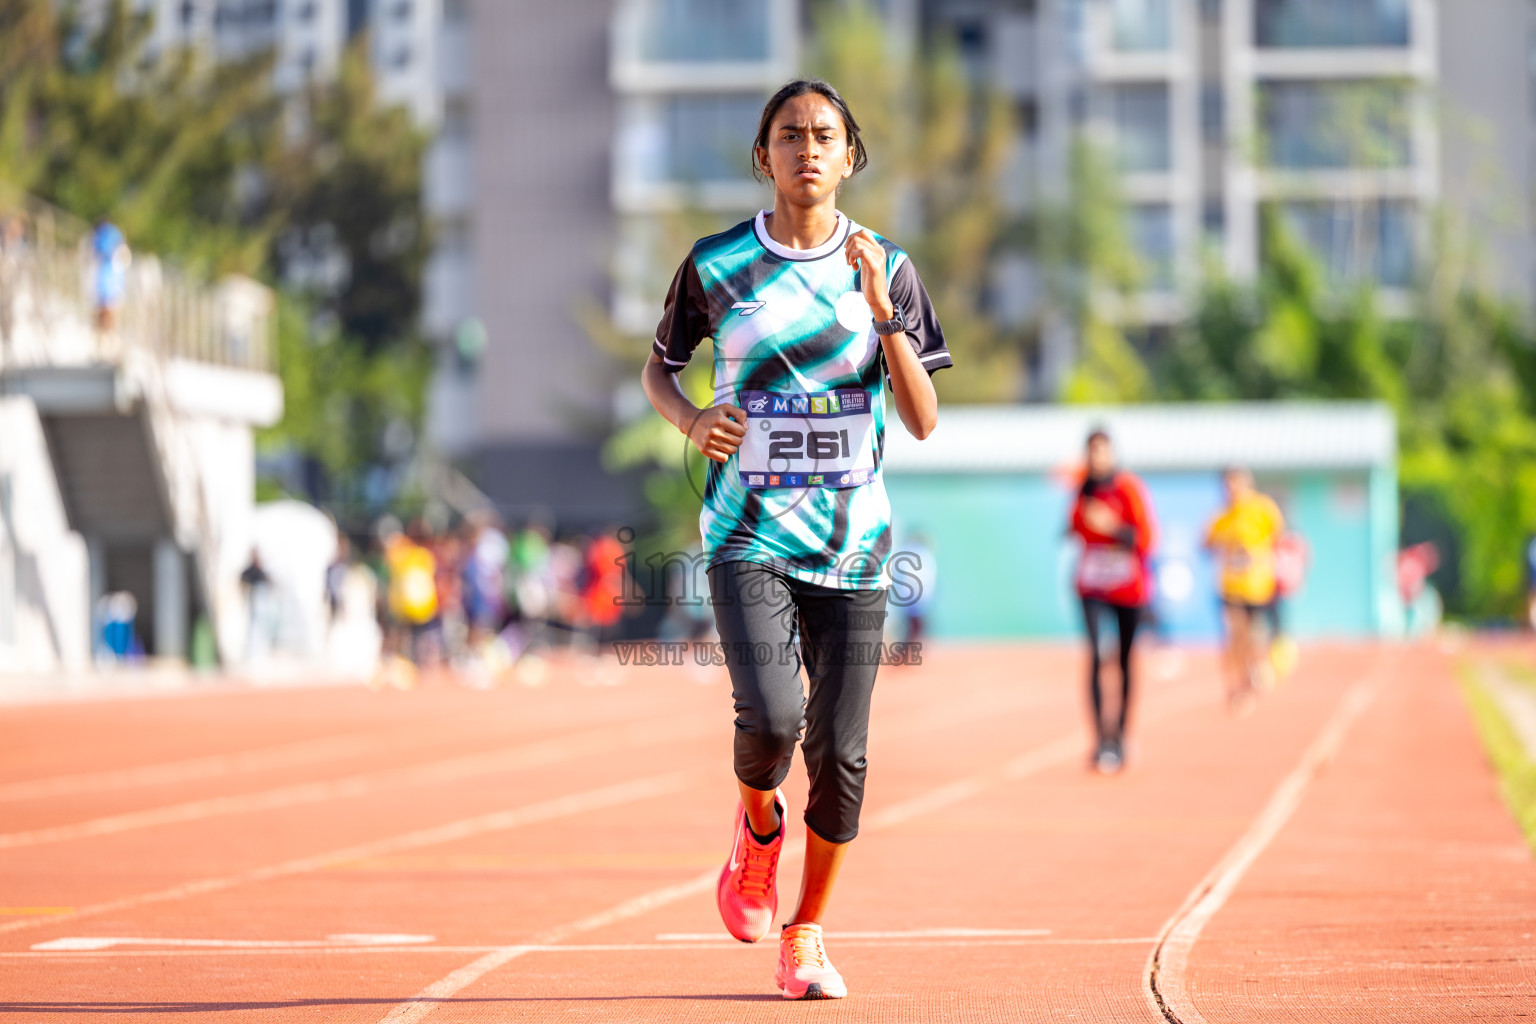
[752,78,868,183]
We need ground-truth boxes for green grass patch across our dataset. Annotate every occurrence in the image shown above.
[1459,664,1536,855]
[1500,659,1536,687]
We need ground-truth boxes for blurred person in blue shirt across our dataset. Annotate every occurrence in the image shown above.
[90,220,130,333]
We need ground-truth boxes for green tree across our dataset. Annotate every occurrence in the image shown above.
[1154,207,1536,619]
[812,0,1023,402]
[1039,141,1151,403]
[603,0,1028,550]
[0,0,280,275]
[0,0,434,518]
[266,44,429,351]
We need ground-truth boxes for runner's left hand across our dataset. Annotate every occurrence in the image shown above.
[1083,499,1123,535]
[844,229,894,321]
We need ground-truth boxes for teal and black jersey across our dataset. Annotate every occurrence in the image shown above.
[654,210,951,590]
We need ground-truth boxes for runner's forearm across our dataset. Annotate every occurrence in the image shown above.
[881,333,937,440]
[642,354,703,435]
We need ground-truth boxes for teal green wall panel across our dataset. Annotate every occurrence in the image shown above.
[886,467,1393,641]
[886,474,1077,638]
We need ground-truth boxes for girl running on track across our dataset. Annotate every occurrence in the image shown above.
[1206,466,1285,712]
[1068,429,1156,774]
[640,78,950,1000]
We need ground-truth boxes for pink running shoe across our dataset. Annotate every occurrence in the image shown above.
[776,922,846,999]
[716,789,786,943]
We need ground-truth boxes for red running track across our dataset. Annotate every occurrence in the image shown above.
[0,642,1530,1022]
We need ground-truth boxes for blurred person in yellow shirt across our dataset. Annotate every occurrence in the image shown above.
[1205,467,1285,712]
[379,524,441,688]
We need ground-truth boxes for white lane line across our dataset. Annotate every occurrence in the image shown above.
[0,732,388,803]
[0,713,713,851]
[0,674,1038,932]
[1143,653,1390,1024]
[372,680,1212,1024]
[656,928,1050,940]
[4,936,1159,959]
[33,933,435,951]
[0,773,690,938]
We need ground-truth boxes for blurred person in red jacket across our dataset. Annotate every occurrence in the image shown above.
[581,531,628,645]
[1068,429,1157,774]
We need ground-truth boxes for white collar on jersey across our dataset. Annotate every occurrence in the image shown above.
[752,209,854,262]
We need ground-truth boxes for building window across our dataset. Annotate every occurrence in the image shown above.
[1259,80,1411,169]
[957,19,988,57]
[1266,199,1414,288]
[1200,0,1221,21]
[1129,204,1175,290]
[393,0,413,21]
[1202,200,1225,244]
[635,0,771,63]
[1201,82,1224,142]
[1112,0,1171,52]
[1111,84,1171,172]
[1254,0,1409,49]
[663,94,762,182]
[1016,97,1039,139]
[392,46,411,68]
[622,93,765,187]
[295,1,317,23]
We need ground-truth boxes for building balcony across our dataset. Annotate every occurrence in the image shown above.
[1253,167,1432,201]
[1247,46,1432,80]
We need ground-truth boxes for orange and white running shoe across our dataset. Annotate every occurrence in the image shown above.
[716,789,786,943]
[776,922,846,999]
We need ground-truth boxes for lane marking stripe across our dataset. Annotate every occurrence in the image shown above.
[1143,653,1389,1024]
[376,678,1211,1024]
[33,934,435,951]
[0,673,1032,848]
[0,714,714,851]
[0,732,388,803]
[656,928,1050,940]
[0,773,690,937]
[3,937,1158,959]
[0,670,1100,934]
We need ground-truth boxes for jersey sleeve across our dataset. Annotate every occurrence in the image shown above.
[1123,475,1157,556]
[1265,496,1286,539]
[887,257,952,375]
[652,256,711,373]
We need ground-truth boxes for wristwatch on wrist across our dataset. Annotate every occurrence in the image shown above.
[872,302,907,336]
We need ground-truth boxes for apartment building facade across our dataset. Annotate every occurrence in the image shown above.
[422,0,1533,523]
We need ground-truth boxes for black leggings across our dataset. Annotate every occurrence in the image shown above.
[708,560,888,844]
[1081,597,1141,743]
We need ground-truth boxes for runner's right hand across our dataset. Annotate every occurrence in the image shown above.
[689,404,747,463]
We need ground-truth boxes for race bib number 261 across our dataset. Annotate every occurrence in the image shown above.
[737,388,877,490]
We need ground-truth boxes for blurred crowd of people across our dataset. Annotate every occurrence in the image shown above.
[348,514,633,689]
